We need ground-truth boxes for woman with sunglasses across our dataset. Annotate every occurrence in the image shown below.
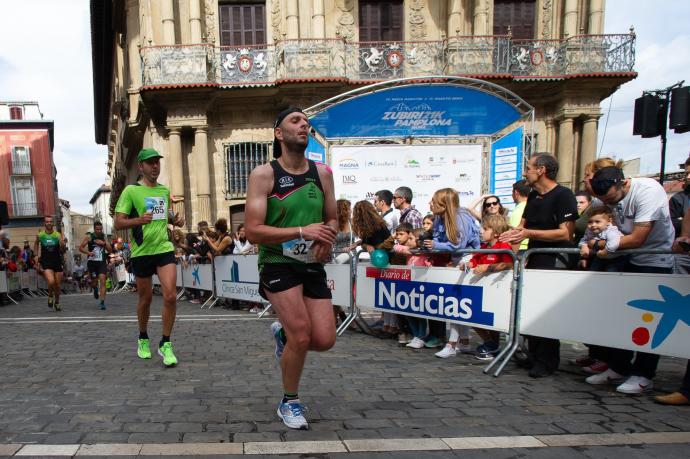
[467,194,507,222]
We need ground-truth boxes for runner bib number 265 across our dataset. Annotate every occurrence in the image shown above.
[144,197,167,221]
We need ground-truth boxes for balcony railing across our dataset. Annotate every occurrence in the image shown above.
[11,158,31,175]
[7,202,44,218]
[140,34,635,87]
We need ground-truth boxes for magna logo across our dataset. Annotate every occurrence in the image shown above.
[279,176,294,188]
[374,279,494,326]
[338,158,359,169]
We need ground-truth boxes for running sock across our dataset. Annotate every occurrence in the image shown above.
[278,328,287,345]
[139,331,149,340]
[159,335,170,348]
[282,392,299,404]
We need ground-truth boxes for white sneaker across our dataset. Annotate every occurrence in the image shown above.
[585,368,625,385]
[435,344,457,358]
[616,375,654,395]
[455,342,472,354]
[406,337,425,349]
[249,306,262,313]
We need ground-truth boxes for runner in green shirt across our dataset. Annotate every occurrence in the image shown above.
[34,215,65,311]
[245,107,337,430]
[114,148,184,367]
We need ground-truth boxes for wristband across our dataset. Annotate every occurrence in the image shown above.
[299,226,303,239]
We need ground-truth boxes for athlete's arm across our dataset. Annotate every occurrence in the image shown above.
[114,212,152,230]
[312,163,338,262]
[34,235,40,260]
[79,236,91,256]
[244,164,336,245]
[104,237,113,253]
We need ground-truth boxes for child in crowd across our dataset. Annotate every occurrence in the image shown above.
[578,206,625,271]
[390,225,434,349]
[422,214,434,234]
[456,214,514,360]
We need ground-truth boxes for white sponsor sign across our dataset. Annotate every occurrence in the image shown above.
[182,263,214,291]
[20,270,38,291]
[356,264,513,332]
[0,272,7,293]
[152,264,183,287]
[520,270,690,359]
[214,255,352,307]
[331,144,483,214]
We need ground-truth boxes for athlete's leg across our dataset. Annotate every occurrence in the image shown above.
[43,269,56,298]
[266,286,312,394]
[98,273,107,301]
[156,263,177,337]
[136,276,153,334]
[303,297,336,352]
[54,272,63,304]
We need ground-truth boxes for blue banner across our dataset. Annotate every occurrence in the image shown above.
[305,134,325,163]
[490,126,524,208]
[310,84,522,139]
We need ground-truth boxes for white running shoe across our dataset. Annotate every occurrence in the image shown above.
[406,337,425,349]
[397,333,412,344]
[585,368,625,385]
[277,399,308,430]
[435,344,457,358]
[616,375,654,395]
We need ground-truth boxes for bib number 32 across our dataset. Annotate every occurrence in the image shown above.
[282,238,314,262]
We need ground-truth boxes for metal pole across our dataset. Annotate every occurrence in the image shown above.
[659,94,669,185]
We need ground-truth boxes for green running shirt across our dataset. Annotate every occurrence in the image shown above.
[38,230,62,265]
[114,183,174,258]
[258,159,325,270]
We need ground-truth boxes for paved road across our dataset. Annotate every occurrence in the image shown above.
[0,292,689,457]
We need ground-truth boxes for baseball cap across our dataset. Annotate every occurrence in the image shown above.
[591,166,625,196]
[272,106,305,159]
[137,148,163,163]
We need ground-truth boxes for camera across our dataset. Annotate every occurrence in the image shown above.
[417,230,433,250]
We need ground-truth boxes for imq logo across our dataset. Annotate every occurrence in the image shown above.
[374,279,494,326]
[342,175,358,184]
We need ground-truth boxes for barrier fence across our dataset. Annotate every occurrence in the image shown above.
[2,248,688,378]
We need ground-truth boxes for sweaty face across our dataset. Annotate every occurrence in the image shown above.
[44,218,54,231]
[139,158,161,181]
[277,112,310,151]
[587,214,611,234]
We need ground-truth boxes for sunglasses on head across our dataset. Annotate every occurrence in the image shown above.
[484,201,500,208]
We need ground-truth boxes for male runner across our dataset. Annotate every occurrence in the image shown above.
[245,107,337,430]
[34,216,65,311]
[79,221,112,309]
[114,148,184,367]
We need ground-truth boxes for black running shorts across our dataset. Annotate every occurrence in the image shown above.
[87,261,108,277]
[41,259,63,273]
[259,263,332,301]
[130,251,175,278]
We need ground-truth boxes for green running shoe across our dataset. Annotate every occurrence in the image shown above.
[48,295,54,309]
[158,341,177,367]
[137,338,152,359]
[53,302,61,312]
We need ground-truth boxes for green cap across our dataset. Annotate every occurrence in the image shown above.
[137,148,163,162]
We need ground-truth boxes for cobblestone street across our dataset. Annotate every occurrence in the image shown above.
[0,292,688,457]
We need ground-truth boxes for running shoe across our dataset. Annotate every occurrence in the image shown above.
[137,339,152,359]
[53,302,61,312]
[424,336,443,348]
[158,341,178,367]
[616,376,653,395]
[405,337,425,349]
[585,368,625,385]
[271,321,285,359]
[475,342,499,361]
[48,295,54,309]
[435,344,457,358]
[99,300,106,310]
[277,399,308,430]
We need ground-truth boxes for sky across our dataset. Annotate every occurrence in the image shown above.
[0,0,688,215]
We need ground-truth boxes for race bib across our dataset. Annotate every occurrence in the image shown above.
[144,197,167,221]
[91,246,103,261]
[282,238,315,263]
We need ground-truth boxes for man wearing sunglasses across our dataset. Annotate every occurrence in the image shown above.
[584,166,674,395]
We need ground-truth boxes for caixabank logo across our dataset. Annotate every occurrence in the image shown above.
[374,278,494,326]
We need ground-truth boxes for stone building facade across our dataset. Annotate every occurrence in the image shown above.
[91,0,635,231]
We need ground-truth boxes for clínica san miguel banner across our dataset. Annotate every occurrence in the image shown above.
[520,270,690,359]
[356,264,513,332]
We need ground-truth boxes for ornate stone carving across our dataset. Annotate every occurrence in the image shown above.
[409,0,426,40]
[204,0,216,44]
[271,0,281,42]
[541,0,553,39]
[335,0,355,42]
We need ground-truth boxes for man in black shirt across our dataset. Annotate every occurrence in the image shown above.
[501,153,578,377]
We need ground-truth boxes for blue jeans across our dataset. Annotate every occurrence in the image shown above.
[406,316,427,338]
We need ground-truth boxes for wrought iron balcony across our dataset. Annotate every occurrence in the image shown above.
[11,158,31,175]
[7,201,44,218]
[140,34,635,87]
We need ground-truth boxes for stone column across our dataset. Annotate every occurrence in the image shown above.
[579,115,600,181]
[189,0,202,43]
[194,126,212,224]
[588,0,605,34]
[563,0,578,37]
[544,118,555,154]
[286,0,299,39]
[448,0,464,36]
[312,0,325,39]
[167,127,185,215]
[556,117,575,188]
[162,0,176,45]
[473,0,488,35]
